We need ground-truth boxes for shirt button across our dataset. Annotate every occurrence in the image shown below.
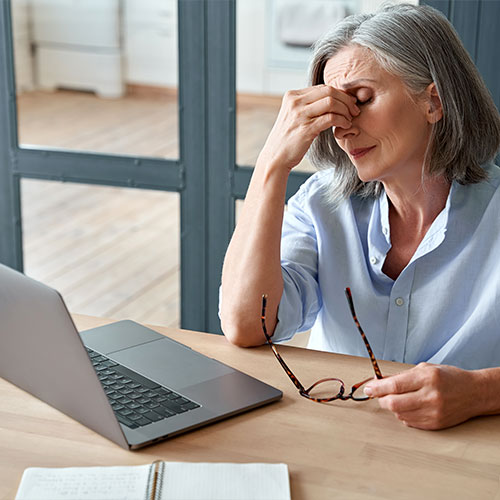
[395,297,404,306]
[370,256,378,265]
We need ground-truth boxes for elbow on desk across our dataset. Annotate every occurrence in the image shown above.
[220,313,265,348]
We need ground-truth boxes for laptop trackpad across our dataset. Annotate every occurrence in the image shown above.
[109,337,234,390]
[80,320,164,353]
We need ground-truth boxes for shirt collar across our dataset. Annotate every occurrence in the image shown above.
[368,182,456,262]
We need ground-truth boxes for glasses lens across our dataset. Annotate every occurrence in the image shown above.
[350,378,372,401]
[306,378,344,401]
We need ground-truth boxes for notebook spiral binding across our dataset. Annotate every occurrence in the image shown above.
[146,460,164,500]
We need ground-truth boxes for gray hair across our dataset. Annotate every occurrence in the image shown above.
[308,3,500,201]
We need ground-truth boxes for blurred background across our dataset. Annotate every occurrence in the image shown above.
[8,0,423,339]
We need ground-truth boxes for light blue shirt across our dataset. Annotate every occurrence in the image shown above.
[273,163,500,370]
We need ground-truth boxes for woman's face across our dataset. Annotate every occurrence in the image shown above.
[324,45,433,187]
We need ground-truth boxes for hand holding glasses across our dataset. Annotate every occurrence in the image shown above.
[261,288,383,402]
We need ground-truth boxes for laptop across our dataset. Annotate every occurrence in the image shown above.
[0,264,282,450]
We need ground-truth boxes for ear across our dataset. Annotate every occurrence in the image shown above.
[424,82,443,124]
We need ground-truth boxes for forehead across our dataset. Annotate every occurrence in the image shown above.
[323,45,388,89]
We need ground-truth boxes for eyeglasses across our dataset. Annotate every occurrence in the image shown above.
[261,287,383,402]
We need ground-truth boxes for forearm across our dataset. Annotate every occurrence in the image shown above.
[220,155,289,346]
[220,85,358,346]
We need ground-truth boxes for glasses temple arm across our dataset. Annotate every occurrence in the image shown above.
[261,295,306,393]
[344,288,383,379]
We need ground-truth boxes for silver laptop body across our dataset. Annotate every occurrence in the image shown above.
[0,264,282,449]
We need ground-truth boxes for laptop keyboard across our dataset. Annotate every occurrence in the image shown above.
[86,347,200,429]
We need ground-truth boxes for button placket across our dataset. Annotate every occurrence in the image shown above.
[382,266,415,362]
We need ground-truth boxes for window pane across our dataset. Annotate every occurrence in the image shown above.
[22,179,180,328]
[12,0,178,159]
[236,0,418,172]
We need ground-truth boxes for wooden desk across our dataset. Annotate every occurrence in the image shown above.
[2,315,500,500]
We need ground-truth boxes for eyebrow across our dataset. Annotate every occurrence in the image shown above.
[340,78,377,90]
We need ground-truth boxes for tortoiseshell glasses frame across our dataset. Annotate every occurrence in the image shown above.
[261,287,383,403]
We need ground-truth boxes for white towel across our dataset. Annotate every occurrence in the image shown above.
[277,0,346,47]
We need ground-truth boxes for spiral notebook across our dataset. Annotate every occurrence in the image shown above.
[15,461,291,500]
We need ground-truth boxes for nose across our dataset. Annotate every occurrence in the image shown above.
[334,121,359,141]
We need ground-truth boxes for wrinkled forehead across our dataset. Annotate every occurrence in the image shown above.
[323,45,385,89]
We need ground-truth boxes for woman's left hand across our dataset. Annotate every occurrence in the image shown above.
[363,363,482,430]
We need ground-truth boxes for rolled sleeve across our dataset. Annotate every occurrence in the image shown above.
[272,176,323,341]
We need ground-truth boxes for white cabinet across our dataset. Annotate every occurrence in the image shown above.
[31,0,124,98]
[123,0,178,87]
[32,0,121,47]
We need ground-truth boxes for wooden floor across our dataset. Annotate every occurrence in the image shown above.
[17,88,181,158]
[21,178,180,327]
[17,88,310,345]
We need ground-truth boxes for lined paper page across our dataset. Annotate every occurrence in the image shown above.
[15,462,290,500]
[160,463,290,500]
[15,465,151,500]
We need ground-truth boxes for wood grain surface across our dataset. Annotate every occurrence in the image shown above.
[2,315,499,500]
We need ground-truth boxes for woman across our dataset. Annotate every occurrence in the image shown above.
[220,3,500,430]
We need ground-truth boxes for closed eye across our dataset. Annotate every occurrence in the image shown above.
[356,97,372,106]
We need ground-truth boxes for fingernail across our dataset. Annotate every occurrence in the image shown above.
[353,105,360,115]
[363,386,373,396]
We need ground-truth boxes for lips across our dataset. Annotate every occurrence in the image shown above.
[349,146,376,159]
